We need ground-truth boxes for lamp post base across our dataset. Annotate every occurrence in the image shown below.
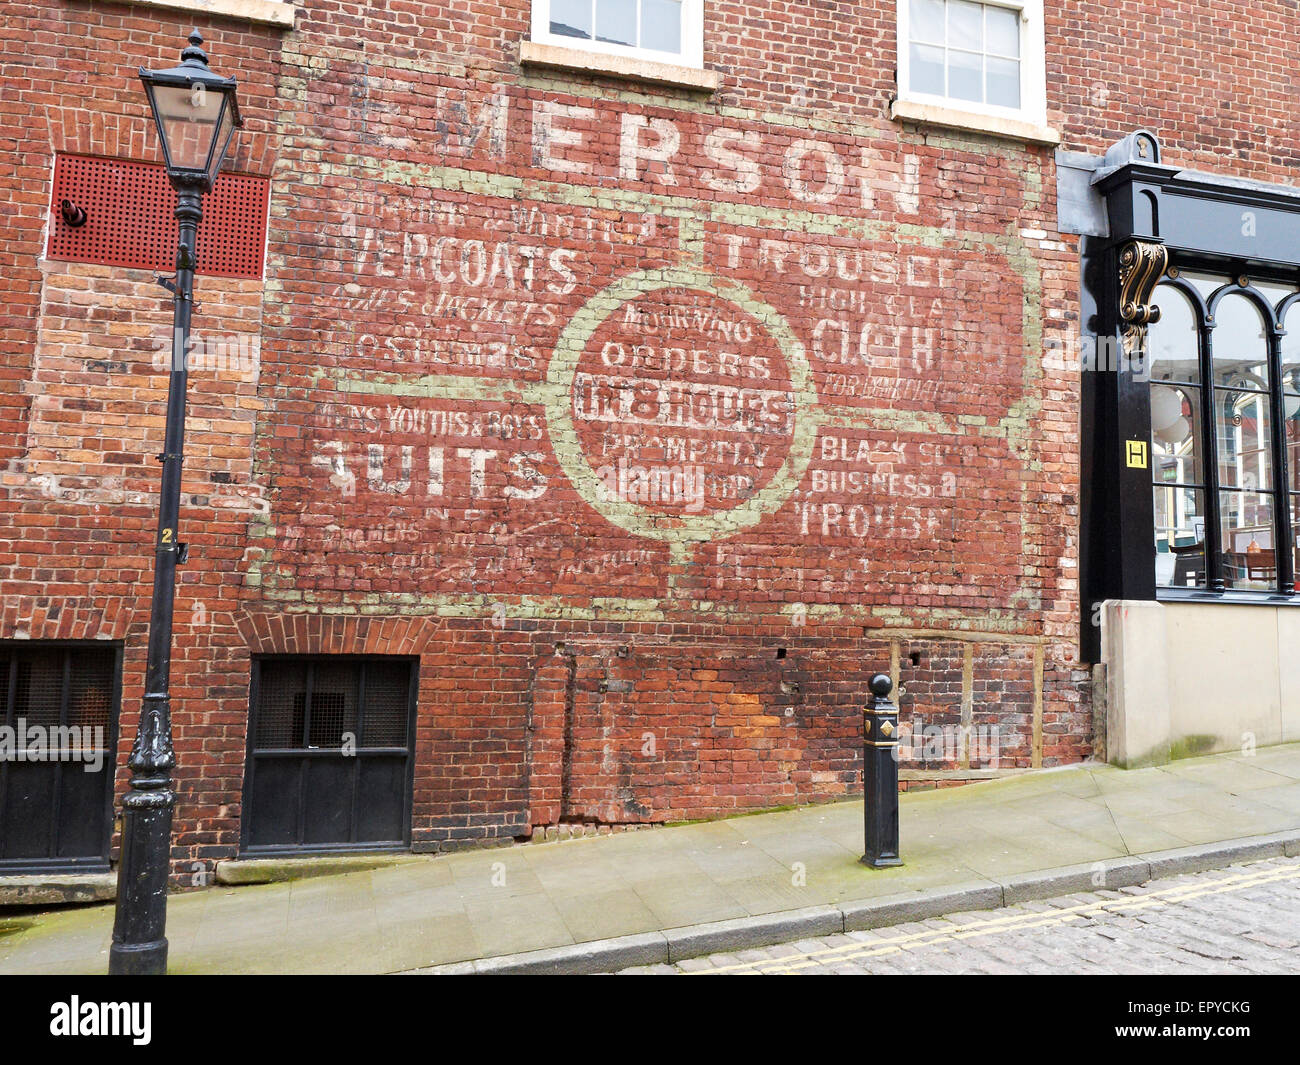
[109,780,175,976]
[108,939,169,976]
[860,854,904,868]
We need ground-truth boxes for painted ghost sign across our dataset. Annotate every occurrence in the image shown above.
[550,266,816,540]
[255,82,1040,620]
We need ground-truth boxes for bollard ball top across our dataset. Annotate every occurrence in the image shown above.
[869,673,893,697]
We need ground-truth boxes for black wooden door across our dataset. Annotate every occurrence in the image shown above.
[241,657,417,854]
[0,643,121,874]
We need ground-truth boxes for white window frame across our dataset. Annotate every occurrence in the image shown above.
[530,0,705,70]
[896,0,1047,127]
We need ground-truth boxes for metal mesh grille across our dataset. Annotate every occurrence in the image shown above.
[13,652,61,729]
[253,660,308,748]
[306,662,358,748]
[66,650,115,737]
[362,661,411,747]
[253,659,411,751]
[2,646,116,732]
[47,153,269,279]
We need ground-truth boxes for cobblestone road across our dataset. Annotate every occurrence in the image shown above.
[618,856,1300,974]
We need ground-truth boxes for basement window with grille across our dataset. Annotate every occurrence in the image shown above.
[0,643,121,875]
[241,657,418,855]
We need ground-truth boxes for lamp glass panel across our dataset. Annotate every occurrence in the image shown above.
[150,82,223,172]
[205,96,237,185]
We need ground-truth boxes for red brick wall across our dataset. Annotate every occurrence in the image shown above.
[1,0,1288,873]
[1052,1,1300,178]
[0,1,284,874]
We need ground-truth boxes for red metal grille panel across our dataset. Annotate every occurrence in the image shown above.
[47,153,269,279]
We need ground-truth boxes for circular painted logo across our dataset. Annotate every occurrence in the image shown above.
[546,267,818,542]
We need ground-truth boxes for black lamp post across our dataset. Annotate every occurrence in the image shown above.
[108,30,241,976]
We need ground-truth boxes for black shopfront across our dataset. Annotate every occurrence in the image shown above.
[1080,131,1300,662]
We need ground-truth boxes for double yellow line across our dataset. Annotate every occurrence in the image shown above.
[688,860,1300,975]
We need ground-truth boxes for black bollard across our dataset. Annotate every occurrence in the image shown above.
[861,672,902,868]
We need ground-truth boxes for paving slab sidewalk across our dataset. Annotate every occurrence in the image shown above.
[3,744,1300,975]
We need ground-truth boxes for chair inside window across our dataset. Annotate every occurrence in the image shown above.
[1245,545,1277,583]
[1170,540,1205,586]
[1168,518,1206,587]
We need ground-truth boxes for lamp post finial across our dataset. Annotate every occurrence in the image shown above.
[181,30,208,67]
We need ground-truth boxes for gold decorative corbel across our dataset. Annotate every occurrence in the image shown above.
[1117,239,1169,356]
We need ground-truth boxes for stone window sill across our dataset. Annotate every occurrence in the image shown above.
[890,97,1060,147]
[109,0,296,28]
[520,40,718,92]
[0,872,116,906]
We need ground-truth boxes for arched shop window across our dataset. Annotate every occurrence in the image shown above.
[1147,270,1300,593]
